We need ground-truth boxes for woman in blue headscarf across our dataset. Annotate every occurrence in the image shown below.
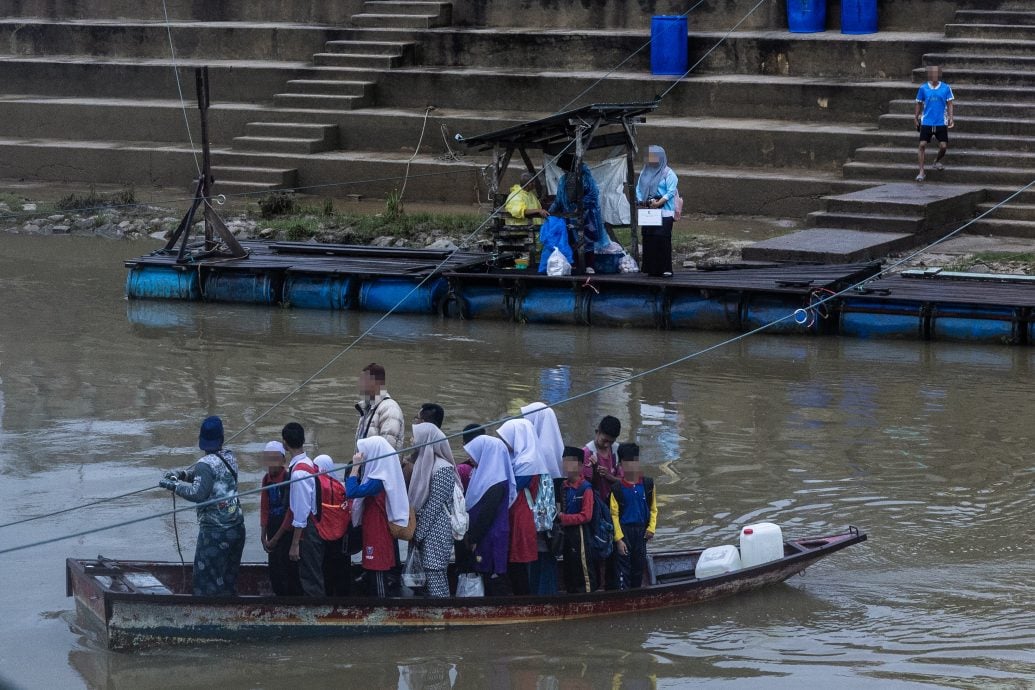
[549,156,610,261]
[636,145,679,277]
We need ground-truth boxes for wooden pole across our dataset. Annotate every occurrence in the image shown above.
[196,67,214,250]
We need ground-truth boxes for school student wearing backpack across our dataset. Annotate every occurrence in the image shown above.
[609,444,658,591]
[282,422,326,597]
[558,446,598,593]
[158,416,245,596]
[259,440,301,596]
[313,455,351,597]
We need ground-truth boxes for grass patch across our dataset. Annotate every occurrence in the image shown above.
[55,184,135,212]
[257,209,484,244]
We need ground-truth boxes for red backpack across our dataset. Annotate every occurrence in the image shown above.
[296,462,351,541]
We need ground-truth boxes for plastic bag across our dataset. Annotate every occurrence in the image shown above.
[402,546,426,589]
[619,253,639,274]
[674,191,684,222]
[449,478,469,540]
[546,247,572,277]
[455,572,484,597]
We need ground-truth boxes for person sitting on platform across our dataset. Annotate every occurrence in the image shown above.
[609,444,657,591]
[159,416,245,596]
[346,435,410,597]
[259,440,300,596]
[636,145,679,277]
[559,446,598,594]
[550,155,611,261]
[505,172,549,227]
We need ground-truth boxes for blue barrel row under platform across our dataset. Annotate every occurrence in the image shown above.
[126,265,447,315]
[447,281,824,333]
[840,298,1025,345]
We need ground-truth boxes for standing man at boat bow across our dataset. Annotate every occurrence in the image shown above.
[158,416,245,596]
[355,363,405,451]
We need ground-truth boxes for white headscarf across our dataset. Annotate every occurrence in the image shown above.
[264,440,286,457]
[408,422,456,512]
[313,454,336,479]
[353,436,410,527]
[464,435,517,511]
[520,402,564,479]
[496,418,549,478]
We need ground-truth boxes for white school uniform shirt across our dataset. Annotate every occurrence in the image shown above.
[288,452,316,529]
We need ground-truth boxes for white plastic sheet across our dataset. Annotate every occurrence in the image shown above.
[545,155,631,226]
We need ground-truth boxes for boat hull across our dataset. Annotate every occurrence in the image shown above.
[67,530,866,650]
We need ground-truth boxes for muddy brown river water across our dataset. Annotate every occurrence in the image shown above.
[0,235,1032,689]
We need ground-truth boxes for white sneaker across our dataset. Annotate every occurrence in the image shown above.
[915,173,926,182]
[934,162,945,171]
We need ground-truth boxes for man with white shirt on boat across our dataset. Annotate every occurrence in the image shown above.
[283,422,326,596]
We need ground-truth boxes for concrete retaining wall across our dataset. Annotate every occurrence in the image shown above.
[5,0,366,23]
[453,0,959,32]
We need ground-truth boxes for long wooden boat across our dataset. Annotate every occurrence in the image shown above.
[67,528,866,650]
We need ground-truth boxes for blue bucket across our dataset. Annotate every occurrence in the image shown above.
[841,0,877,34]
[650,16,688,76]
[787,0,826,33]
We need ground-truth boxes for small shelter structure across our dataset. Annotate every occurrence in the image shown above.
[461,102,657,272]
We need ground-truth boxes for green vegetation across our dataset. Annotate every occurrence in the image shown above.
[258,191,298,218]
[944,251,1035,274]
[257,202,482,244]
[55,184,135,211]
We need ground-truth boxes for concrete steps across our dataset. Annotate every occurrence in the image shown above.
[283,79,374,97]
[879,113,1035,139]
[955,11,1035,27]
[887,99,1035,119]
[946,24,1035,41]
[853,146,1035,169]
[915,67,1035,87]
[324,40,414,56]
[210,164,298,186]
[272,93,371,110]
[966,218,1035,239]
[843,161,1035,187]
[744,183,984,263]
[352,13,449,30]
[232,135,334,154]
[923,52,1035,71]
[805,211,924,234]
[313,52,404,69]
[976,202,1035,222]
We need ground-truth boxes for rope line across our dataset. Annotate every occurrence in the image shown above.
[397,106,436,205]
[657,0,771,101]
[160,0,202,176]
[3,173,1035,555]
[556,0,708,113]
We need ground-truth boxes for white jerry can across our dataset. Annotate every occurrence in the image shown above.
[694,545,742,578]
[740,522,784,567]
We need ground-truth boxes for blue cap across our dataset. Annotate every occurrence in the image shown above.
[198,416,224,452]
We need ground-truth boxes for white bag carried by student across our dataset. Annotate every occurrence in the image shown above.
[546,247,572,277]
[449,472,469,540]
[402,547,426,589]
[455,572,484,597]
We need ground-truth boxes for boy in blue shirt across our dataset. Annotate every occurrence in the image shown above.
[609,443,658,590]
[914,65,955,182]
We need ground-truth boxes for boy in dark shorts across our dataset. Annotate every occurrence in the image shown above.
[609,444,657,590]
[558,446,598,593]
[914,65,955,182]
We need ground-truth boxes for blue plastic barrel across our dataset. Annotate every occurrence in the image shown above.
[358,278,446,314]
[840,299,923,339]
[668,292,741,330]
[841,0,877,34]
[203,270,278,305]
[589,290,661,328]
[650,16,689,76]
[284,274,353,310]
[787,0,826,33]
[125,265,201,301]
[519,287,583,325]
[931,304,1020,345]
[454,284,513,321]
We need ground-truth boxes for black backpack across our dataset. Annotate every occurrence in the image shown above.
[591,492,615,560]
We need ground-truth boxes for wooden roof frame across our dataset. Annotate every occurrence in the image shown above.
[461,102,659,268]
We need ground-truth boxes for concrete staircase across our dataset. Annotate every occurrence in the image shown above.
[743,183,984,263]
[842,2,1035,238]
[212,0,451,193]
